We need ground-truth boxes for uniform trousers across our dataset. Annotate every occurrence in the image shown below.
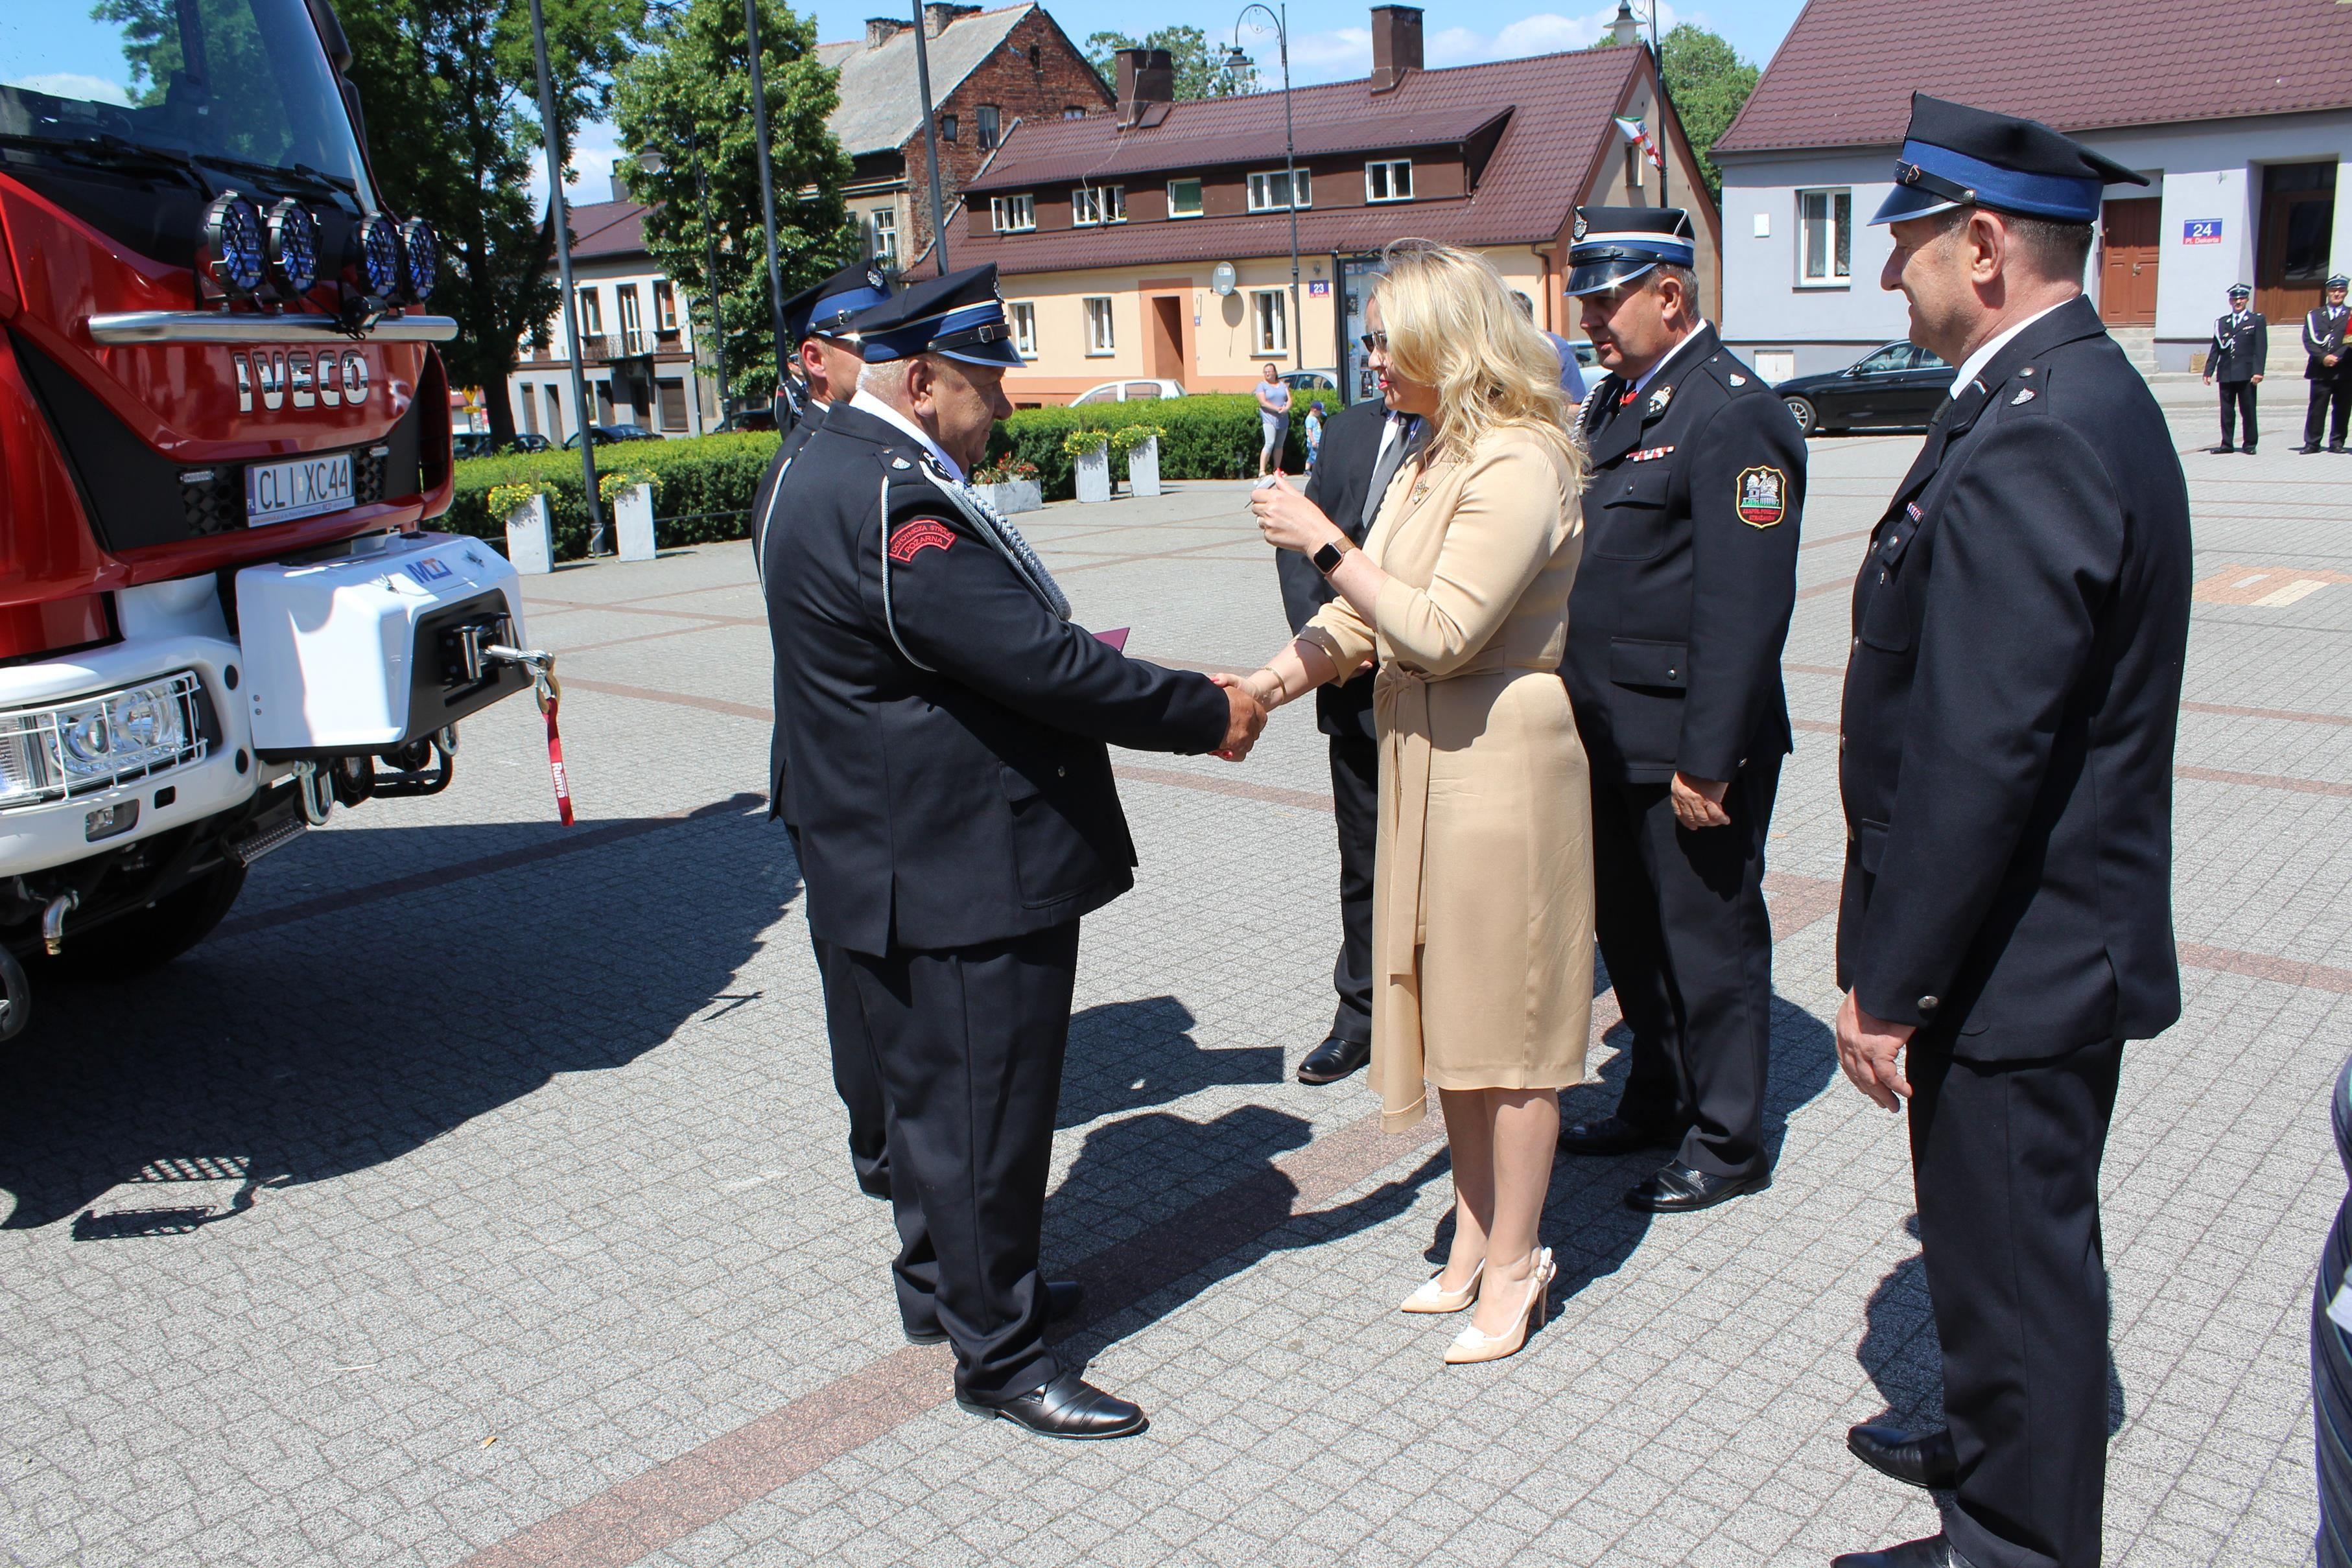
[2311,375,2352,449]
[1592,751,1781,1177]
[841,920,1080,1403]
[1909,1031,2124,1568]
[810,934,893,1200]
[2217,379,2258,448]
[1325,731,1380,1046]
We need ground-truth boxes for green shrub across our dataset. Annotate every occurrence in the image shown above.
[988,394,1307,500]
[448,432,781,559]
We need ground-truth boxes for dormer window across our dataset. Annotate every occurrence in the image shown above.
[1072,184,1126,226]
[1167,178,1205,218]
[1247,169,1310,212]
[1366,159,1413,202]
[992,194,1036,233]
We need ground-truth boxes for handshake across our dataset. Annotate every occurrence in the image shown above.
[1208,671,1273,762]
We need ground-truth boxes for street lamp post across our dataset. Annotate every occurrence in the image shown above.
[742,0,792,410]
[910,0,950,274]
[1227,7,1301,374]
[693,156,729,419]
[525,0,606,554]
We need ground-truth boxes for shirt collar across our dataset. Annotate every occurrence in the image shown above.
[1950,299,2073,396]
[1629,320,1710,399]
[849,389,963,482]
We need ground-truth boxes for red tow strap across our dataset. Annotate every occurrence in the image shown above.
[535,673,576,826]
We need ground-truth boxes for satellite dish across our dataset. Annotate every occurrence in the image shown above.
[1212,262,1237,297]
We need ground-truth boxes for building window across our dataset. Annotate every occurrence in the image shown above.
[519,384,538,434]
[657,379,688,432]
[1084,296,1115,355]
[653,279,677,331]
[1062,106,1086,119]
[1626,144,1642,194]
[1798,188,1852,285]
[991,194,1035,233]
[976,105,1000,149]
[1251,288,1288,355]
[1247,169,1310,212]
[937,113,958,143]
[1011,301,1037,358]
[869,207,899,266]
[616,282,644,353]
[545,385,562,438]
[575,287,603,337]
[1365,159,1412,202]
[1072,183,1125,226]
[1167,178,1204,218]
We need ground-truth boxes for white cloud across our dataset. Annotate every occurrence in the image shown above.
[563,121,624,206]
[6,73,132,107]
[1281,2,1687,84]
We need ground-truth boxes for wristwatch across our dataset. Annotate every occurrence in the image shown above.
[1311,535,1357,576]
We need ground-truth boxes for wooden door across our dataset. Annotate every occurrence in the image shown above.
[2099,198,2161,325]
[2257,163,2337,325]
[1147,296,1184,382]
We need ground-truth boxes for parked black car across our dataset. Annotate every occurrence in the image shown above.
[453,431,549,458]
[1775,340,1953,436]
[711,405,779,434]
[562,423,660,449]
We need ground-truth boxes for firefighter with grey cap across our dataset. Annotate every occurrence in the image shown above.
[1554,204,1807,1224]
[2204,282,2266,454]
[2303,272,2351,452]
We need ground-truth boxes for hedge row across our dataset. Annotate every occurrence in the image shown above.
[990,393,1311,500]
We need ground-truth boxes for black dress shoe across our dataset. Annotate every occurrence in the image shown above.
[1847,1422,1958,1490]
[1829,1533,1977,1568]
[957,1372,1147,1439]
[2301,443,2324,453]
[2244,445,2259,454]
[2209,443,2235,454]
[1557,1114,1682,1156]
[1624,1161,1769,1213]
[1297,1035,1370,1084]
[906,1280,1083,1344]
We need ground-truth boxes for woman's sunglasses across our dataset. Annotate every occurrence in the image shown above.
[1358,331,1389,353]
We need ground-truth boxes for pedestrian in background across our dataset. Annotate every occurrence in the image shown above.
[1304,399,1328,471]
[2204,281,2265,454]
[2303,272,2350,454]
[1256,362,1293,476]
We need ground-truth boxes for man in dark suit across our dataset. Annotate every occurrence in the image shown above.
[2303,273,2350,453]
[2204,282,2265,453]
[1555,205,1806,1215]
[1830,95,2191,1568]
[1274,396,1423,1084]
[764,265,1264,1439]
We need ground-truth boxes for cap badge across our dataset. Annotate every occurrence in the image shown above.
[1735,465,1787,528]
[1573,213,1588,241]
[866,264,886,290]
[1647,384,1673,415]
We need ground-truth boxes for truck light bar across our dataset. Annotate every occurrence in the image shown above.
[86,313,460,346]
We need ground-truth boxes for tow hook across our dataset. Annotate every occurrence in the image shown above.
[41,890,78,957]
[295,761,335,826]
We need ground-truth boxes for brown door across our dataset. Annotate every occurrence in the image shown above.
[2098,198,2160,325]
[2257,162,2336,325]
[1148,295,1184,382]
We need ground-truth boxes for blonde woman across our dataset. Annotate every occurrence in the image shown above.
[1238,240,1592,1364]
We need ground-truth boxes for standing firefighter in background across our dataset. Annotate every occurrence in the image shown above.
[2303,272,2350,454]
[2204,282,2265,454]
[1555,205,1806,1217]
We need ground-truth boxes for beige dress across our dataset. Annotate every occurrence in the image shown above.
[1300,426,1594,1132]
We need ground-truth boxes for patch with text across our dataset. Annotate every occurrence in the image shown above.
[887,519,957,563]
[1735,465,1788,528]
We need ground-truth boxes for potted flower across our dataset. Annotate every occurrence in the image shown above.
[1063,430,1112,504]
[598,468,663,561]
[973,455,1042,515]
[1111,425,1166,498]
[488,480,554,574]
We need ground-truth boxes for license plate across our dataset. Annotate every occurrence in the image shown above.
[245,451,354,524]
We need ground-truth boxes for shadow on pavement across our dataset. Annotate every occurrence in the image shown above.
[0,795,792,1232]
[1057,994,1284,1129]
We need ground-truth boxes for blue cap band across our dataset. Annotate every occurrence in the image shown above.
[861,299,1015,364]
[1871,139,2104,226]
[808,284,889,334]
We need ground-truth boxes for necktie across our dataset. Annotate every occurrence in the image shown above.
[1361,415,1420,533]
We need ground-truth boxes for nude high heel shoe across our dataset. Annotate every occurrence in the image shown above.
[1444,1248,1554,1364]
[1400,1258,1484,1313]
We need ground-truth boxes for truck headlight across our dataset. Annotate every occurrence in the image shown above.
[0,672,206,809]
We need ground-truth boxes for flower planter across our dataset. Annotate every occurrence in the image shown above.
[613,483,657,562]
[1123,436,1161,498]
[504,495,554,574]
[1073,445,1112,504]
[978,479,1042,515]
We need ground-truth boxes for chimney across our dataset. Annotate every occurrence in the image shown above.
[864,16,907,48]
[1114,47,1175,128]
[922,3,978,38]
[1606,0,1641,47]
[1369,5,1423,93]
[611,152,659,204]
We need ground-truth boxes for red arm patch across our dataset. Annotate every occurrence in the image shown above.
[886,519,957,563]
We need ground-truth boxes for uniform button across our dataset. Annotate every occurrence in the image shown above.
[1837,733,1846,753]
[1918,995,1940,1013]
[1852,637,1861,648]
[1879,570,1888,584]
[1055,766,1066,778]
[1666,666,1678,679]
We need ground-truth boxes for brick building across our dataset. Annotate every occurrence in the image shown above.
[821,3,1111,274]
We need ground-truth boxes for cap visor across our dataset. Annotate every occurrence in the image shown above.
[938,340,1026,369]
[1870,185,1962,226]
[1565,259,1658,297]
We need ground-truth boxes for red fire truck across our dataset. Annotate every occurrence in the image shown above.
[0,1,537,1034]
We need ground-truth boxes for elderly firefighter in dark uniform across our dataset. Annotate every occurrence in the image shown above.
[1829,94,2190,1568]
[1554,205,1806,1216]
[762,264,1265,1439]
[2203,281,2265,454]
[2303,272,2351,453]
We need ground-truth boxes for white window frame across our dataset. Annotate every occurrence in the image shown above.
[1072,183,1126,227]
[1365,159,1412,203]
[1166,177,1205,218]
[991,194,1036,233]
[1247,169,1310,212]
[1250,288,1289,355]
[1011,301,1037,358]
[652,278,677,331]
[575,287,603,336]
[1797,187,1853,287]
[869,206,899,266]
[1083,295,1116,356]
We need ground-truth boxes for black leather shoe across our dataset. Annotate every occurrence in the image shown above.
[1847,1423,1958,1490]
[1829,1533,1977,1567]
[2332,445,2349,454]
[958,1372,1147,1439]
[1297,1035,1371,1084]
[2244,446,2259,454]
[2301,443,2324,453]
[1557,1114,1682,1156]
[2209,443,2235,454]
[906,1280,1083,1344]
[1624,1161,1769,1213]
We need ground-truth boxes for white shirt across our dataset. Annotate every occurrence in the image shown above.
[1373,410,1417,466]
[1628,319,1712,399]
[1949,298,2074,396]
[849,388,963,482]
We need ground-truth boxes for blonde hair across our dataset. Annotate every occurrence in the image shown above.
[1372,240,1582,480]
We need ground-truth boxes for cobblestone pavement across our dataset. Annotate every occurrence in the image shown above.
[3,386,2346,1567]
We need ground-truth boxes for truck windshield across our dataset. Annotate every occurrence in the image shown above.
[0,1,375,213]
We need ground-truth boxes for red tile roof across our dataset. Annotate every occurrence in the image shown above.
[1716,0,2352,155]
[947,47,1650,277]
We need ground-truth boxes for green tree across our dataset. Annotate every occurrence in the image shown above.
[1083,25,1258,100]
[613,0,852,403]
[1657,24,1758,202]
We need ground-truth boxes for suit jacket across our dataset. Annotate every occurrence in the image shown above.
[764,403,1230,955]
[2307,304,2351,380]
[1838,296,2191,1053]
[2208,310,2267,382]
[1562,325,1805,784]
[1278,399,1394,740]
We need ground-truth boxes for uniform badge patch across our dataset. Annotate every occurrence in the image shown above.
[1648,384,1674,415]
[1734,465,1788,528]
[2010,388,2036,404]
[1728,373,1748,385]
[887,519,956,563]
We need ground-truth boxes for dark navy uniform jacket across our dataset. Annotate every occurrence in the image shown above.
[754,401,832,823]
[2307,303,2351,380]
[1838,296,2191,1052]
[1563,325,1805,785]
[764,401,1230,957]
[2208,310,2268,382]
